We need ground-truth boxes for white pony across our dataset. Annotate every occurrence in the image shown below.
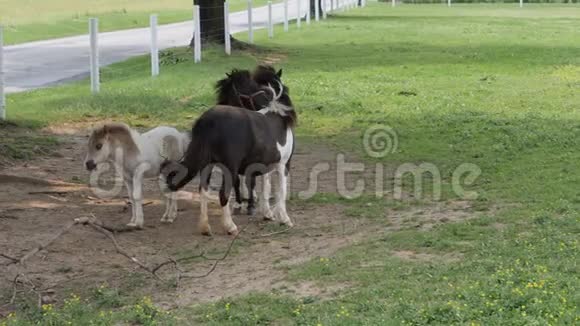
[84,123,190,228]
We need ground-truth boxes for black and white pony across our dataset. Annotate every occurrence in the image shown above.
[214,68,273,214]
[162,66,296,236]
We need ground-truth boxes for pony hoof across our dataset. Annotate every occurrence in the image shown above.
[246,207,256,216]
[201,230,212,237]
[280,220,294,228]
[263,213,274,221]
[160,219,173,224]
[227,227,239,236]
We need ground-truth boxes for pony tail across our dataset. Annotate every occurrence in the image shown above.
[161,136,208,192]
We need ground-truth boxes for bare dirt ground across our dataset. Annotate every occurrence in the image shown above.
[0,132,483,314]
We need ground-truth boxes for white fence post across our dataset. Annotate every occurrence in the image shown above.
[323,0,327,19]
[224,1,231,54]
[297,0,301,28]
[248,0,254,43]
[315,0,320,21]
[0,25,5,121]
[194,5,201,63]
[307,0,311,24]
[89,18,100,94]
[520,0,523,7]
[150,14,159,77]
[284,0,289,31]
[268,1,274,38]
[392,0,395,7]
[448,0,451,7]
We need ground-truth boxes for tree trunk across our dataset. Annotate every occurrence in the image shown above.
[310,0,324,17]
[190,0,225,46]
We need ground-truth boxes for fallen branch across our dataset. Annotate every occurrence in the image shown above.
[184,225,247,279]
[10,274,21,304]
[4,220,78,266]
[92,221,142,234]
[75,217,161,281]
[120,201,154,213]
[259,226,294,237]
[0,253,19,263]
[28,191,69,196]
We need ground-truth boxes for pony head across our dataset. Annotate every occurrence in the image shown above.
[252,65,290,105]
[252,65,296,127]
[215,69,274,111]
[84,123,138,171]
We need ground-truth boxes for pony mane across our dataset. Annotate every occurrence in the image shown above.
[215,69,253,105]
[253,65,297,128]
[252,65,278,85]
[90,122,140,156]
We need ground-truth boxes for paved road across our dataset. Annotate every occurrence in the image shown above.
[4,0,306,94]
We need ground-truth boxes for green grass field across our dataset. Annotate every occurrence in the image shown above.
[3,3,580,325]
[0,0,273,45]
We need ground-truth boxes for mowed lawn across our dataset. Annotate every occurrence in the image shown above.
[4,3,580,325]
[0,0,273,44]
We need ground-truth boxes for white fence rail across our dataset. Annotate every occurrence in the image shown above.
[0,0,364,118]
[150,14,159,77]
[0,25,5,120]
[89,18,100,94]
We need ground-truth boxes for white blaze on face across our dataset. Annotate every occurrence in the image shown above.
[277,128,294,165]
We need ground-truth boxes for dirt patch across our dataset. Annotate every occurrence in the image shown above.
[0,132,480,311]
[386,200,480,231]
[391,250,463,263]
[274,281,350,301]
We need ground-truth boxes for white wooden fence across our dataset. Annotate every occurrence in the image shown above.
[0,0,364,119]
[0,0,550,120]
[0,25,5,120]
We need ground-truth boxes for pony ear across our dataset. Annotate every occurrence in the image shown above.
[226,72,231,77]
[276,69,283,78]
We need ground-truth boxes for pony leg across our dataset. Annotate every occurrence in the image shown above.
[124,178,136,225]
[245,175,257,216]
[219,175,238,235]
[198,187,212,236]
[239,175,249,200]
[162,191,178,223]
[258,172,274,221]
[273,163,293,227]
[159,175,173,223]
[232,175,243,214]
[130,165,148,229]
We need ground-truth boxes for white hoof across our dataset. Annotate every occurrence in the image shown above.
[161,213,176,224]
[127,222,143,229]
[281,220,294,228]
[226,225,239,236]
[199,223,212,236]
[262,210,274,221]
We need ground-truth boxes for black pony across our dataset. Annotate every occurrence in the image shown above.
[162,66,296,236]
[214,68,274,213]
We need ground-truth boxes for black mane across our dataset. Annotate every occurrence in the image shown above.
[215,69,252,105]
[215,68,275,111]
[252,65,297,128]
